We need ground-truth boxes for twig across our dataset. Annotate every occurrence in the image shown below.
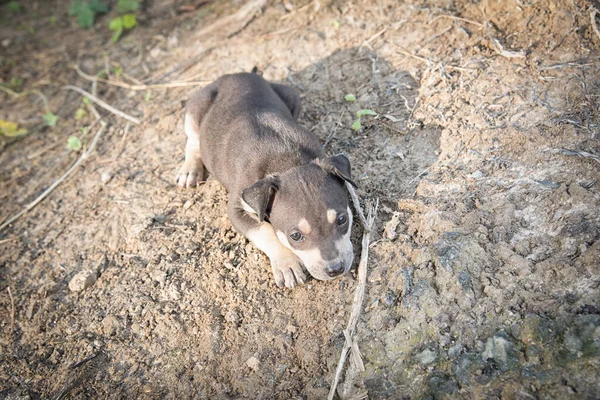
[554,148,600,165]
[346,183,369,230]
[485,22,526,59]
[0,121,107,232]
[428,14,484,28]
[0,237,18,244]
[73,65,209,91]
[0,84,51,114]
[328,199,378,400]
[285,67,305,91]
[63,86,141,125]
[323,111,345,149]
[397,48,431,65]
[591,8,600,42]
[194,0,266,39]
[7,286,15,333]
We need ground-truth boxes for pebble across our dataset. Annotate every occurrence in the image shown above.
[102,315,120,336]
[415,348,437,365]
[68,270,97,292]
[100,171,113,184]
[246,356,260,371]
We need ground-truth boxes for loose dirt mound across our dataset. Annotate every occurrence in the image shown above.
[1,0,599,399]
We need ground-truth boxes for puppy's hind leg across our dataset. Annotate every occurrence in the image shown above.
[270,83,302,120]
[176,83,217,188]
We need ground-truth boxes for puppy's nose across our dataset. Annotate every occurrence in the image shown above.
[326,262,345,277]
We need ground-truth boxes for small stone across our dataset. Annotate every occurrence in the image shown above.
[152,271,167,284]
[100,171,113,184]
[183,199,194,210]
[286,324,297,333]
[68,270,97,292]
[415,348,437,365]
[102,315,120,336]
[246,356,260,371]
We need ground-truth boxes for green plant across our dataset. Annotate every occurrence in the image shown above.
[0,120,27,137]
[69,0,109,29]
[43,112,58,127]
[352,109,377,131]
[118,0,139,13]
[9,1,21,12]
[344,94,356,102]
[67,136,82,151]
[109,13,136,42]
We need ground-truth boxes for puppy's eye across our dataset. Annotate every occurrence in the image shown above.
[289,231,304,242]
[337,214,348,226]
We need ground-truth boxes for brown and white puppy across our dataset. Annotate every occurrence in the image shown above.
[176,71,355,288]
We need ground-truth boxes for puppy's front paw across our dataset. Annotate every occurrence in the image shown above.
[176,160,205,188]
[271,254,307,289]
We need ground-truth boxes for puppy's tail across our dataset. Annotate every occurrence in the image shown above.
[250,66,261,75]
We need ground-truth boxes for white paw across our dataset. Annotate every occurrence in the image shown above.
[176,160,204,188]
[271,253,307,289]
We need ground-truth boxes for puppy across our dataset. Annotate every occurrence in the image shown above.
[176,71,356,288]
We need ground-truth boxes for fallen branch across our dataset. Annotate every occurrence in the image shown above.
[0,121,107,232]
[63,86,141,125]
[73,65,209,91]
[328,197,379,400]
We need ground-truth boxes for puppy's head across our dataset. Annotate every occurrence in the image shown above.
[241,155,356,281]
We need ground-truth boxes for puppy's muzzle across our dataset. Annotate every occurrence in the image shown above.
[326,262,346,277]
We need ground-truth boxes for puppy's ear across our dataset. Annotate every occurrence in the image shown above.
[241,175,280,222]
[316,154,357,188]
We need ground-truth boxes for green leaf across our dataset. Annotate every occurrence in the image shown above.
[77,3,95,28]
[88,0,109,13]
[82,96,91,105]
[111,26,123,42]
[114,66,122,79]
[344,94,356,102]
[67,136,82,151]
[43,112,58,127]
[144,90,152,102]
[351,120,362,131]
[75,108,87,120]
[9,1,21,12]
[121,13,136,29]
[0,120,27,137]
[330,20,340,29]
[50,16,58,25]
[118,0,139,13]
[109,17,123,31]
[69,0,83,16]
[356,109,377,118]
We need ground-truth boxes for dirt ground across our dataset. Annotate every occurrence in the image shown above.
[1,0,600,398]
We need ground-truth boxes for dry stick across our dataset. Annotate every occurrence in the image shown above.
[328,198,378,400]
[591,8,600,42]
[0,237,18,244]
[7,286,15,333]
[62,86,140,125]
[346,183,369,230]
[73,65,209,91]
[0,122,107,232]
